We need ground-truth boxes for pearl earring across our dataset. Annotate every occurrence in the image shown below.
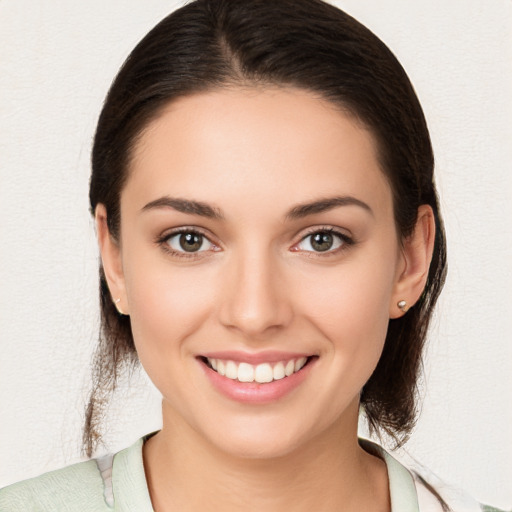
[397,300,407,313]
[113,298,125,315]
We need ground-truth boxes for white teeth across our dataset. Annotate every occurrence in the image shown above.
[254,363,273,383]
[206,356,309,383]
[238,362,254,382]
[295,357,307,372]
[225,361,238,379]
[273,362,285,380]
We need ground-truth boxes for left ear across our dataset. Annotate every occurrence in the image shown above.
[389,205,436,318]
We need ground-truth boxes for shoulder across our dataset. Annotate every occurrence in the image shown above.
[0,436,153,512]
[361,438,509,512]
[401,450,508,512]
[415,475,509,512]
[0,458,110,511]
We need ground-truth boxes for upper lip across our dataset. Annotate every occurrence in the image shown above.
[199,350,313,364]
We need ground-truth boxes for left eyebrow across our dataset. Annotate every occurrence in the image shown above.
[285,196,374,220]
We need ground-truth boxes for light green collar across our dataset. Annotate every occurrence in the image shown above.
[112,437,154,511]
[360,438,420,512]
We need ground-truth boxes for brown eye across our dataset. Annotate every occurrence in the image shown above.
[311,232,334,252]
[166,231,213,253]
[296,230,347,253]
[179,232,203,252]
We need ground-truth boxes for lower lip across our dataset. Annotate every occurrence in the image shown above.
[199,358,315,404]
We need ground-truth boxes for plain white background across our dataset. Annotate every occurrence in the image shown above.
[1,0,511,508]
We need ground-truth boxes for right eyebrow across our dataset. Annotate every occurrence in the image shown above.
[140,196,224,220]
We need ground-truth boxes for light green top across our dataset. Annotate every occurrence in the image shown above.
[0,437,153,511]
[0,436,505,511]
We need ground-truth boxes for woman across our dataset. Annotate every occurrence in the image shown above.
[0,0,508,510]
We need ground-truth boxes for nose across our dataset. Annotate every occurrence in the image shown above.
[218,248,293,338]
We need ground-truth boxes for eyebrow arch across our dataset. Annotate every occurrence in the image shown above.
[141,196,224,220]
[285,196,373,220]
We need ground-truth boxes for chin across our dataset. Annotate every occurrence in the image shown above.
[200,414,315,461]
[215,433,302,460]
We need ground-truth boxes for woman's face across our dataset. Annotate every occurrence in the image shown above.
[105,88,409,458]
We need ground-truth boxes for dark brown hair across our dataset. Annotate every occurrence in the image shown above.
[86,0,447,457]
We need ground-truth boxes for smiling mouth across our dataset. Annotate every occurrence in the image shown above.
[200,356,313,384]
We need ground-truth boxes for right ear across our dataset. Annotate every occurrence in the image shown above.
[95,204,129,315]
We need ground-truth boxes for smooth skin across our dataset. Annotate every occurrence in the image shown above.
[96,87,435,512]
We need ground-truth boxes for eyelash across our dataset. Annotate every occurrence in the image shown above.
[156,226,355,259]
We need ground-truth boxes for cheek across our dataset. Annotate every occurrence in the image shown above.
[297,261,394,335]
[122,254,217,358]
[292,251,397,376]
[123,262,220,404]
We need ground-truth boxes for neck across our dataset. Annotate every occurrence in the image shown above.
[143,401,389,512]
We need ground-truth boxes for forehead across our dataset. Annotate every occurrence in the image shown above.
[124,87,392,219]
